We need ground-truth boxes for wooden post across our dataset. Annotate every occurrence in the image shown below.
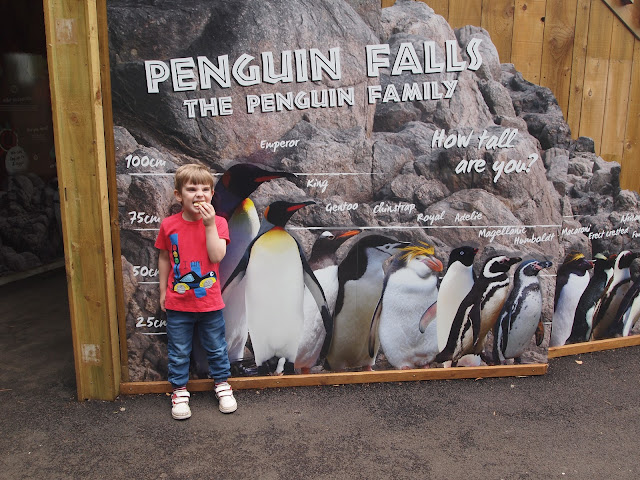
[42,0,120,400]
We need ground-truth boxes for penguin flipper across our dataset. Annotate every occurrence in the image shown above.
[221,236,256,293]
[368,296,384,358]
[419,302,437,334]
[535,320,545,346]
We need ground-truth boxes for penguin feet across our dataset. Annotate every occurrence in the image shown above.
[257,364,271,376]
[230,362,257,377]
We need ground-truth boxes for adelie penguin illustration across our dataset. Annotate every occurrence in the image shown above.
[591,250,638,340]
[492,259,552,364]
[608,276,640,337]
[297,229,361,374]
[222,200,331,376]
[367,243,443,370]
[325,234,410,371]
[567,253,615,344]
[549,253,594,347]
[434,254,521,366]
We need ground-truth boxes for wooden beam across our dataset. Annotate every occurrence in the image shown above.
[511,0,548,84]
[567,0,592,137]
[481,0,515,63]
[43,0,120,400]
[448,0,482,29]
[602,0,640,40]
[120,364,549,394]
[548,335,640,358]
[621,38,640,192]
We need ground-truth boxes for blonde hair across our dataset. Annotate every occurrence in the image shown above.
[174,164,214,192]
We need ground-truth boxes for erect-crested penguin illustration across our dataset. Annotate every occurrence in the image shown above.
[608,277,640,337]
[325,234,410,371]
[567,253,615,344]
[434,254,521,365]
[493,259,552,364]
[591,250,638,340]
[297,229,361,374]
[549,253,594,347]
[367,243,444,369]
[222,200,331,375]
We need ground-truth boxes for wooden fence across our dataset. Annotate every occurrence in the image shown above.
[382,0,640,193]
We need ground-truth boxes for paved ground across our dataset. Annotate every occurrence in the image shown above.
[1,268,639,479]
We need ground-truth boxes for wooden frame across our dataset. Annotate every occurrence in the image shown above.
[548,336,640,358]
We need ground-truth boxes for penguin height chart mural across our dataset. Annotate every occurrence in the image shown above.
[108,0,640,384]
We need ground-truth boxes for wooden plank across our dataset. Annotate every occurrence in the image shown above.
[511,0,548,83]
[621,38,640,191]
[120,364,549,394]
[578,0,615,150]
[381,0,396,8]
[602,0,640,40]
[600,16,635,164]
[548,335,640,358]
[481,0,515,63]
[539,0,579,117]
[425,0,450,18]
[43,0,120,401]
[567,0,592,137]
[448,0,482,28]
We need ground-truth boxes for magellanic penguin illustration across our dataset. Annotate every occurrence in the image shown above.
[325,234,410,371]
[608,277,640,337]
[567,253,615,344]
[367,243,444,369]
[297,229,361,374]
[493,259,552,364]
[434,254,521,366]
[591,250,638,340]
[549,253,594,347]
[222,200,331,375]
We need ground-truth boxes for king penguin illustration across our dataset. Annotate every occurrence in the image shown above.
[367,242,444,370]
[297,229,361,374]
[222,200,331,376]
[325,234,409,371]
[567,253,615,344]
[493,259,552,364]
[549,253,593,347]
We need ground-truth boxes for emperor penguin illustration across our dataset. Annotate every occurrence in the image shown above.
[367,242,444,370]
[434,254,521,366]
[591,250,638,340]
[222,200,331,376]
[549,253,593,347]
[567,253,615,344]
[325,234,410,371]
[608,277,640,337]
[296,229,361,374]
[493,259,552,364]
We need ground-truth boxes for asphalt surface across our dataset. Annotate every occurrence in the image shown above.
[1,268,639,479]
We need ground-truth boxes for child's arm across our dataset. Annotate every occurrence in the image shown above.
[158,250,170,311]
[198,202,227,263]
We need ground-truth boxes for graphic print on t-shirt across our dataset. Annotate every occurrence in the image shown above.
[169,233,217,298]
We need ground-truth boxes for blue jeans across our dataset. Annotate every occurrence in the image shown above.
[166,309,231,388]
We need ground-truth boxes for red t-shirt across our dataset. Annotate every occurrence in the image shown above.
[155,212,230,312]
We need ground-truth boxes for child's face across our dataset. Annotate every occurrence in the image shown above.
[175,181,213,220]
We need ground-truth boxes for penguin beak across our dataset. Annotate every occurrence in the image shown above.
[337,229,361,239]
[254,171,297,183]
[286,200,316,212]
[509,257,522,266]
[425,257,444,272]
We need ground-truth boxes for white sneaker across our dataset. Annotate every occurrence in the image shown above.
[171,389,191,420]
[215,382,237,414]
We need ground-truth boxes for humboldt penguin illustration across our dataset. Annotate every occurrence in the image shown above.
[608,277,640,337]
[367,242,443,370]
[434,254,521,366]
[549,253,593,347]
[591,250,638,340]
[296,229,361,374]
[325,234,409,371]
[567,253,615,344]
[493,259,552,364]
[222,200,331,375]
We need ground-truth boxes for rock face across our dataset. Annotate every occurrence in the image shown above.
[110,0,640,380]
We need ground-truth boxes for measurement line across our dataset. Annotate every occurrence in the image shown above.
[289,224,562,230]
[140,332,167,336]
[138,281,159,285]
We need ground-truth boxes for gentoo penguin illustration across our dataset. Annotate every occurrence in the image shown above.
[434,254,521,365]
[591,250,638,340]
[223,200,331,375]
[325,234,410,371]
[367,243,444,369]
[493,259,552,364]
[608,277,640,337]
[549,253,594,347]
[296,229,361,374]
[567,253,615,344]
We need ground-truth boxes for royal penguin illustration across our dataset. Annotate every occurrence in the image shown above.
[608,277,640,337]
[296,229,361,374]
[434,254,521,366]
[367,243,444,370]
[549,253,593,347]
[591,250,638,340]
[567,253,615,344]
[223,200,331,375]
[493,259,552,364]
[325,234,410,371]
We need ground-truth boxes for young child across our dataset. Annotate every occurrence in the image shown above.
[155,164,237,419]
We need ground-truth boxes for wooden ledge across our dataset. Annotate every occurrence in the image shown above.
[548,335,640,358]
[120,363,548,394]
